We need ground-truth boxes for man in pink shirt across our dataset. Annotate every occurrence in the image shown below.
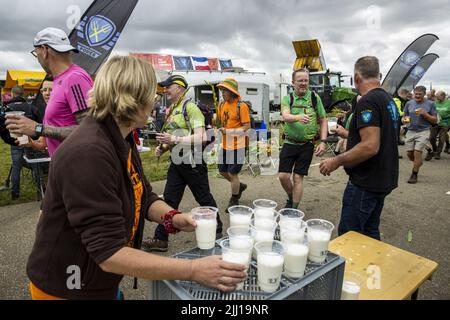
[6,27,92,156]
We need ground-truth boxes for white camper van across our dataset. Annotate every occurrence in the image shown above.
[157,70,272,128]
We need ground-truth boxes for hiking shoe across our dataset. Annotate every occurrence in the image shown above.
[434,153,441,160]
[226,196,240,212]
[237,183,248,199]
[407,173,418,184]
[284,199,293,209]
[425,152,433,161]
[141,238,168,252]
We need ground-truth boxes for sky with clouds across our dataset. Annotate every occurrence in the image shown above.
[0,0,449,92]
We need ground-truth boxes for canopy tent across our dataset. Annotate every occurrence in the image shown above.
[2,70,46,95]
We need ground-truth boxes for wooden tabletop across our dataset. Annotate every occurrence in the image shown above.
[329,231,438,300]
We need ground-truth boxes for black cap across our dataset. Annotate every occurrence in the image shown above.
[158,75,188,88]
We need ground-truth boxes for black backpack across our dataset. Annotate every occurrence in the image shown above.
[182,99,215,147]
[289,91,318,112]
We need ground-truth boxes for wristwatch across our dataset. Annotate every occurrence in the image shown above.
[35,124,44,137]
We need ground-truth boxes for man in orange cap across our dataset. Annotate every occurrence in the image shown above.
[217,78,251,210]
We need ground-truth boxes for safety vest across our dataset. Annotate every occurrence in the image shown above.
[393,98,404,117]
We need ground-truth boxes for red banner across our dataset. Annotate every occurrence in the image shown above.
[130,53,174,71]
[208,58,219,71]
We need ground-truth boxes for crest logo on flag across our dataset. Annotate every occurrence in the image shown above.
[85,15,116,47]
[361,110,373,124]
[400,51,420,68]
[410,66,425,80]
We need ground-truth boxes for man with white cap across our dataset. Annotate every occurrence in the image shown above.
[6,27,93,156]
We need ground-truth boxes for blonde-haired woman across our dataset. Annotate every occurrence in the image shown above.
[26,56,246,300]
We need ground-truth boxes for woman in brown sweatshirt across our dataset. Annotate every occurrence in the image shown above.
[26,56,246,300]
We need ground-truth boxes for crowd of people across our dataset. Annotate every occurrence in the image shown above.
[0,26,448,300]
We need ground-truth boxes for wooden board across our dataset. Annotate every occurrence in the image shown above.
[329,232,438,300]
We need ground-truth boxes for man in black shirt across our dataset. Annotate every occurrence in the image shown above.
[320,56,399,240]
[6,86,38,200]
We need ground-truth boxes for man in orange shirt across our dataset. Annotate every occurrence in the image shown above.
[217,79,251,210]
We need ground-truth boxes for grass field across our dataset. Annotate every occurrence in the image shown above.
[0,140,172,207]
[0,124,285,207]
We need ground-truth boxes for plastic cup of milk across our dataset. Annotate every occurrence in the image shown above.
[252,221,277,260]
[192,207,218,250]
[220,239,251,291]
[253,199,278,221]
[5,111,25,139]
[228,205,254,228]
[254,240,285,293]
[283,240,309,279]
[328,118,338,134]
[280,220,307,244]
[341,272,363,300]
[252,218,278,233]
[18,135,30,146]
[227,226,256,255]
[278,208,305,221]
[306,219,334,264]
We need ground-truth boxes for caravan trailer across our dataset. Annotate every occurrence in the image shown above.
[157,70,273,128]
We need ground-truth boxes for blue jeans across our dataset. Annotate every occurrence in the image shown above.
[10,146,25,198]
[338,182,390,240]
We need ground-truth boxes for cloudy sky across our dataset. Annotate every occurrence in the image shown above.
[1,0,449,92]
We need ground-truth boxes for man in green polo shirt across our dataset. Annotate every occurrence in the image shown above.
[141,75,223,252]
[429,91,450,159]
[279,68,328,209]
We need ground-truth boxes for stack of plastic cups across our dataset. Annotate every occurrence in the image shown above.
[278,209,309,279]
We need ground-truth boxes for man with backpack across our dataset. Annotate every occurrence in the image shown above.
[279,69,328,209]
[216,78,251,210]
[142,75,223,252]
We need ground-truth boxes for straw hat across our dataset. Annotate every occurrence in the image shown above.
[217,78,240,97]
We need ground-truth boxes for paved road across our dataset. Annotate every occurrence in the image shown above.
[0,146,449,300]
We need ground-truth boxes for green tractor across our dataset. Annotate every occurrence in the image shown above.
[292,40,357,112]
[309,70,356,112]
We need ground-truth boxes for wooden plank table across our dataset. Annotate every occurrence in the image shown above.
[329,231,438,300]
